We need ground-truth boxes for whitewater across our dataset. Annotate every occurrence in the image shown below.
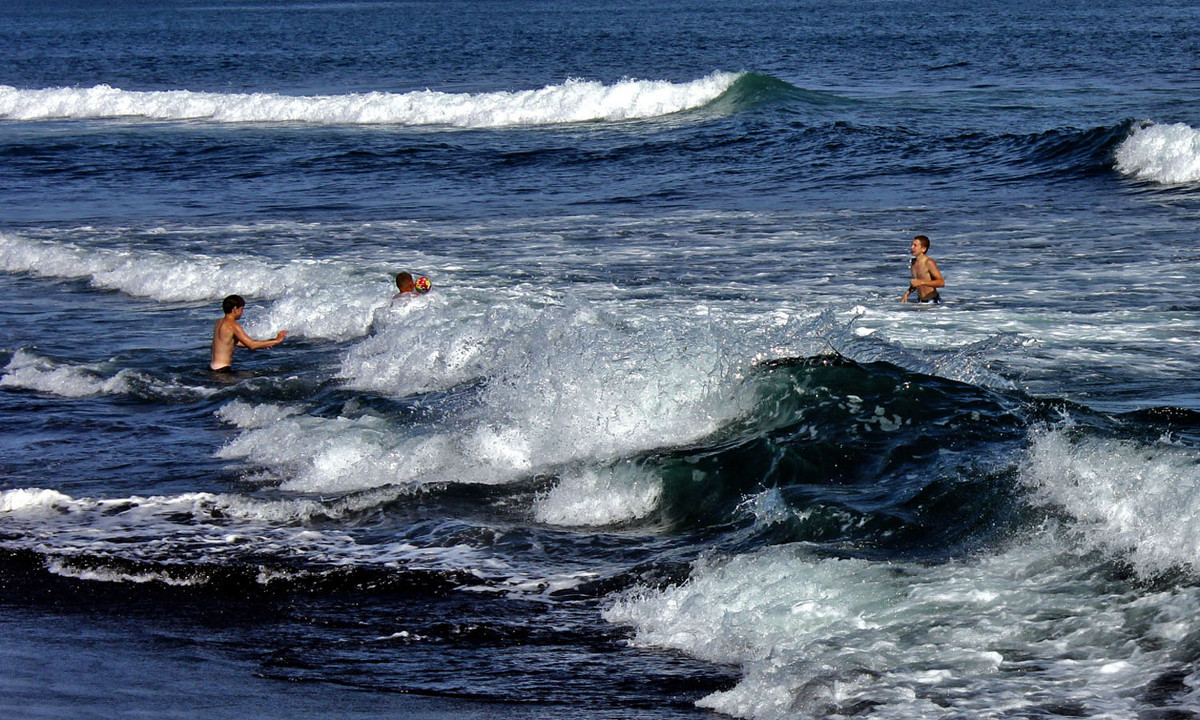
[4,1,1200,719]
[0,73,741,127]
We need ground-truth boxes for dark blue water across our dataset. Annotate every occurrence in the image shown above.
[4,1,1200,718]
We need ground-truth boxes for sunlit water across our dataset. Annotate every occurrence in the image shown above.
[3,1,1200,718]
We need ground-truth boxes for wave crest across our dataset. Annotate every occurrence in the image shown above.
[1022,426,1200,576]
[1114,122,1200,184]
[0,73,743,128]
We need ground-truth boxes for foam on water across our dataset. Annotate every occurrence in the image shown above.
[342,289,520,395]
[45,559,204,586]
[216,401,453,492]
[0,232,284,301]
[0,488,73,513]
[6,217,1192,411]
[1115,121,1200,184]
[604,535,1200,719]
[604,421,1200,718]
[471,305,753,462]
[1022,425,1200,577]
[0,348,221,400]
[0,485,495,578]
[0,349,137,397]
[0,482,612,599]
[0,232,394,341]
[0,73,741,128]
[223,289,1047,510]
[226,301,757,495]
[533,463,663,527]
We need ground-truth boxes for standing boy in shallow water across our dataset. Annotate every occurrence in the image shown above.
[209,294,288,371]
[902,234,944,304]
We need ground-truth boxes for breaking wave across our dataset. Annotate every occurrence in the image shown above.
[1114,121,1200,184]
[0,73,743,128]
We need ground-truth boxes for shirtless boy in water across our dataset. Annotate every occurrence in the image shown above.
[209,294,288,371]
[901,235,945,304]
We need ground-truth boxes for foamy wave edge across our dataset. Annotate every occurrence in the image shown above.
[1021,426,1200,576]
[0,73,742,128]
[1114,121,1200,184]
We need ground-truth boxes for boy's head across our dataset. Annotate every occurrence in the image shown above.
[222,294,246,314]
[396,272,415,292]
[913,235,930,251]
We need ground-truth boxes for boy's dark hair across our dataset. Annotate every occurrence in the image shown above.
[222,295,246,314]
[914,235,930,250]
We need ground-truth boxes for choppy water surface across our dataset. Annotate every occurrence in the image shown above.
[3,1,1200,718]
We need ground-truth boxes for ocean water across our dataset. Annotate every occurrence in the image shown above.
[3,1,1200,718]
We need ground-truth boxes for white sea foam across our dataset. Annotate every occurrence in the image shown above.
[0,487,74,513]
[467,304,755,467]
[533,463,663,527]
[340,288,489,394]
[0,232,275,301]
[222,298,756,500]
[602,426,1200,717]
[0,486,494,578]
[605,537,1199,719]
[1021,425,1200,576]
[0,348,218,400]
[0,232,392,341]
[0,73,741,128]
[214,399,304,429]
[46,559,203,586]
[1115,121,1200,184]
[0,349,133,397]
[216,406,447,492]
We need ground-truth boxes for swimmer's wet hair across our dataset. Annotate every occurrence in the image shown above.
[222,294,245,314]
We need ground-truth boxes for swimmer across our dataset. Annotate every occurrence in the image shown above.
[209,294,288,371]
[393,272,431,300]
[393,272,416,299]
[901,235,945,304]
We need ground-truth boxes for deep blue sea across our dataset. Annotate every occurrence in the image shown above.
[3,1,1200,718]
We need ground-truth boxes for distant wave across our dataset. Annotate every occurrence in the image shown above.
[1114,121,1200,184]
[0,73,743,128]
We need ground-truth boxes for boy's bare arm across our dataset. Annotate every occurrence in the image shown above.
[232,322,287,351]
